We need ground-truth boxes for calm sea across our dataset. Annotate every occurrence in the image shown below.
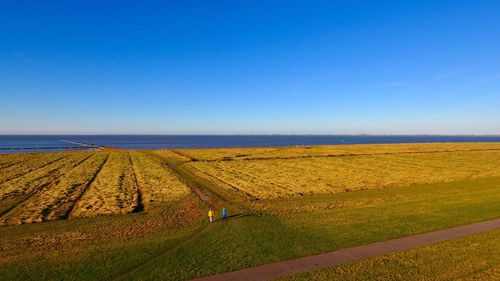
[1,135,500,154]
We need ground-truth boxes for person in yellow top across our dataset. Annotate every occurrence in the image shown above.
[208,209,214,223]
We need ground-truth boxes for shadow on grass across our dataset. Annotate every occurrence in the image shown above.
[214,213,257,223]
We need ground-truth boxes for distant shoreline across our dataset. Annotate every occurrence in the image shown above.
[1,134,500,137]
[2,137,500,155]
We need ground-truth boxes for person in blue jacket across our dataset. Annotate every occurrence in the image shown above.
[221,208,228,219]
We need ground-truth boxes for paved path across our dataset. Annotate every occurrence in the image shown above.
[189,218,500,281]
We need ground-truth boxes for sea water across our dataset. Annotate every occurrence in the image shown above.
[1,135,500,154]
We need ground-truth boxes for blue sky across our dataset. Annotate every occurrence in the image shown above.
[0,1,499,134]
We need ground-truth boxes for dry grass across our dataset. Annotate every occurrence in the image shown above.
[2,143,499,225]
[71,152,139,218]
[0,153,92,203]
[1,153,109,224]
[0,152,66,184]
[188,144,500,199]
[0,153,42,169]
[130,151,191,206]
[0,151,193,225]
[178,142,500,161]
[150,150,192,162]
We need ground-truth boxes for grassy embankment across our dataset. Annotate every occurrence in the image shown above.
[0,143,499,280]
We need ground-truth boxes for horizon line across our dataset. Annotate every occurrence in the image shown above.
[1,134,500,137]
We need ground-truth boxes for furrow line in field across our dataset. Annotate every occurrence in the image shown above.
[0,181,53,218]
[169,149,197,161]
[187,163,258,200]
[165,162,221,208]
[65,154,111,219]
[33,153,109,222]
[195,148,500,162]
[0,154,68,185]
[0,153,39,168]
[0,154,95,222]
[0,154,94,199]
[147,151,244,212]
[129,151,191,207]
[70,152,139,218]
[0,159,29,170]
[0,155,91,202]
[128,152,144,213]
[216,163,295,194]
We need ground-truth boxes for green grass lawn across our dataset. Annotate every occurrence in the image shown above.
[279,229,500,281]
[0,154,499,281]
[118,177,500,281]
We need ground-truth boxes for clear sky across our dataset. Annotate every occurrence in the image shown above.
[0,1,499,135]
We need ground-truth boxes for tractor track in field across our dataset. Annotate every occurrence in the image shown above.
[186,164,258,203]
[169,149,197,161]
[65,154,111,219]
[191,148,500,163]
[186,161,261,201]
[144,151,231,209]
[0,154,95,221]
[215,165,295,194]
[174,163,218,205]
[149,150,260,213]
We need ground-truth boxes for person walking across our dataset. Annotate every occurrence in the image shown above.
[222,208,228,219]
[208,209,214,223]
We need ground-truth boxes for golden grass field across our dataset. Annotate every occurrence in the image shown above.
[1,142,500,224]
[177,142,500,161]
[0,151,191,225]
[180,142,500,199]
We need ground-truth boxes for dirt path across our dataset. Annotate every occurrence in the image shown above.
[189,218,500,281]
[146,151,236,211]
[166,161,224,209]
